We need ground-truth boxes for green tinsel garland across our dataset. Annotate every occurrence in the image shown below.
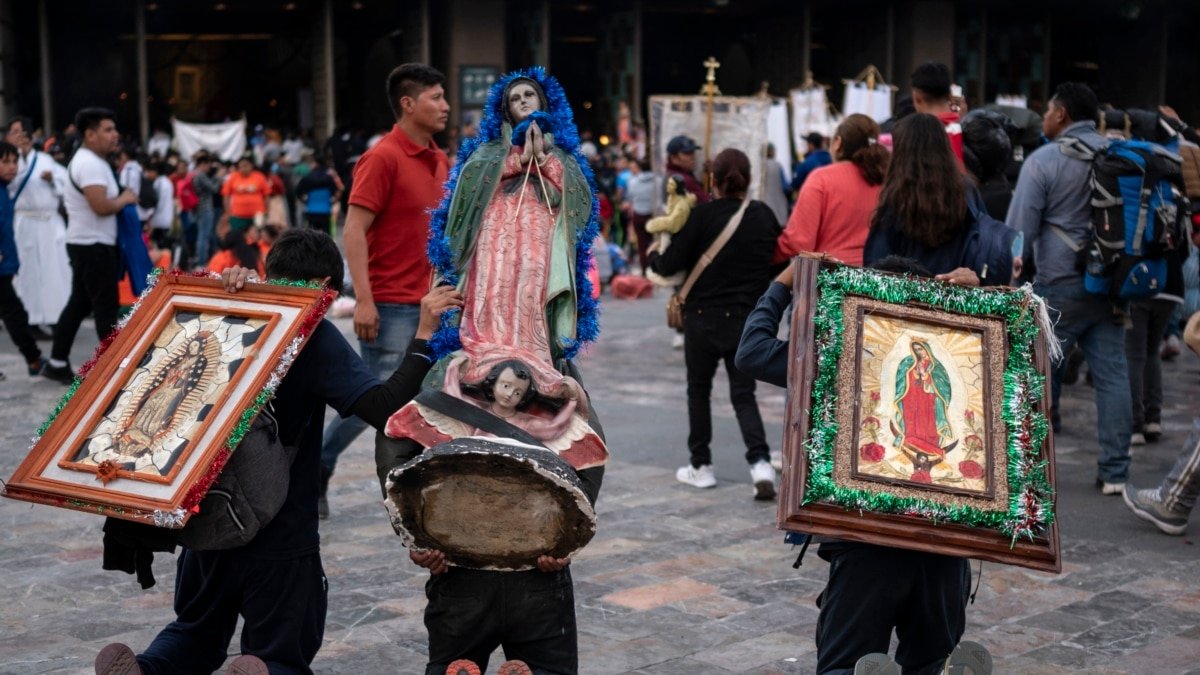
[804,267,1055,541]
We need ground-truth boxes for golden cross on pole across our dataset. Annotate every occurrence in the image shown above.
[702,56,720,192]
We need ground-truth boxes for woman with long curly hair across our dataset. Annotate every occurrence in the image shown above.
[863,113,980,286]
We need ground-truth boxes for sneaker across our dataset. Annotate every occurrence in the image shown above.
[226,655,269,675]
[42,362,76,385]
[671,333,685,350]
[496,661,534,675]
[1096,479,1125,496]
[445,661,481,675]
[1161,335,1182,360]
[769,449,783,471]
[1144,422,1163,442]
[750,460,776,500]
[1130,432,1146,446]
[943,640,993,674]
[95,643,141,675]
[1123,484,1188,535]
[853,653,900,675]
[676,464,717,488]
[27,357,45,377]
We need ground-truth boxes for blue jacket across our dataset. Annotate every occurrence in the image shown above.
[735,281,792,388]
[0,180,16,275]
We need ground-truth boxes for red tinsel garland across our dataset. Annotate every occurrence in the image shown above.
[182,448,231,512]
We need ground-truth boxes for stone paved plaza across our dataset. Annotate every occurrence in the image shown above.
[1,294,1198,674]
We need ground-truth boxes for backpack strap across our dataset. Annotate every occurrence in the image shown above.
[1056,136,1098,162]
[1047,224,1085,253]
[414,389,548,450]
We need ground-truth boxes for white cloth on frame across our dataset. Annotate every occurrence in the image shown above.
[654,96,770,206]
[842,83,893,124]
[767,100,792,179]
[171,118,248,162]
[10,149,71,325]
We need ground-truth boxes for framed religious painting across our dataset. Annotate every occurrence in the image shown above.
[779,257,1061,573]
[4,273,334,528]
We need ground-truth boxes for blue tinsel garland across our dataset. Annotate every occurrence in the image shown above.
[426,66,601,362]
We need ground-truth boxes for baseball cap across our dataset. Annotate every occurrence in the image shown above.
[667,136,700,155]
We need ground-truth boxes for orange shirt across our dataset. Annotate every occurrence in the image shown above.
[774,161,883,267]
[349,125,449,304]
[221,171,270,218]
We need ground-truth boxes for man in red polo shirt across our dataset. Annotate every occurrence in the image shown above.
[319,63,450,517]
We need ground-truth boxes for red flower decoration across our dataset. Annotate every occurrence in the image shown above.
[870,391,881,402]
[94,460,121,486]
[958,460,984,479]
[965,434,984,451]
[964,409,975,423]
[910,469,932,483]
[860,443,886,463]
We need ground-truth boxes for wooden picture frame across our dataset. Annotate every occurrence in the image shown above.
[779,258,1061,573]
[4,275,331,528]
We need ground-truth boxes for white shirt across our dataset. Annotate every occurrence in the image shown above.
[10,150,66,214]
[149,175,175,230]
[65,147,120,246]
[118,160,143,191]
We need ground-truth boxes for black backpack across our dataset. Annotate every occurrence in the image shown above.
[177,403,297,550]
[138,175,158,210]
[962,189,1020,286]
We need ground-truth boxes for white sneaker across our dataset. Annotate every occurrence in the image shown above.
[676,464,717,488]
[1130,432,1146,446]
[769,449,783,471]
[671,333,685,350]
[750,460,776,500]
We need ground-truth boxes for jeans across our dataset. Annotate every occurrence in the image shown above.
[137,551,327,675]
[423,567,577,674]
[683,306,770,468]
[320,302,420,473]
[814,543,970,675]
[1125,298,1176,430]
[52,243,120,363]
[194,209,216,267]
[0,275,43,364]
[1159,416,1200,516]
[1037,282,1132,483]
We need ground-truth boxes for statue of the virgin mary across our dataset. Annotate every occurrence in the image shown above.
[386,68,606,469]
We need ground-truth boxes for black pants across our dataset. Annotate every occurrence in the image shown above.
[304,212,331,231]
[137,550,327,675]
[1125,298,1175,430]
[683,306,770,468]
[424,567,577,675]
[815,543,971,675]
[52,243,120,362]
[0,274,42,364]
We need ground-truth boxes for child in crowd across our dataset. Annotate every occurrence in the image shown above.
[95,228,463,675]
[0,140,48,381]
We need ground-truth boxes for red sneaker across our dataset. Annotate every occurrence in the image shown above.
[446,660,482,675]
[497,660,534,675]
[94,644,141,675]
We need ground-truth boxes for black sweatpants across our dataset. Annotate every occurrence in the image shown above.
[51,243,120,362]
[423,567,577,675]
[683,306,770,468]
[0,275,42,364]
[815,543,971,675]
[137,549,327,675]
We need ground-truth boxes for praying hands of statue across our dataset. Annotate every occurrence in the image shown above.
[520,122,549,166]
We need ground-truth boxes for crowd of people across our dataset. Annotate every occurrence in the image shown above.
[1,55,1198,675]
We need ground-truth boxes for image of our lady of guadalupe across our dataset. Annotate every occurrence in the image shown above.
[386,67,608,470]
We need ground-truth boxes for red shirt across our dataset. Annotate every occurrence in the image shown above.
[774,162,882,266]
[350,125,449,304]
[937,111,964,164]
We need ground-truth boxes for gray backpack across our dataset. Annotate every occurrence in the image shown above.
[178,404,297,550]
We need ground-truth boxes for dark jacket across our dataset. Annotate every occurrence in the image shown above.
[734,281,792,388]
[0,180,15,275]
[647,198,782,313]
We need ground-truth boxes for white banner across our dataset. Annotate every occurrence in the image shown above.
[842,83,893,124]
[789,87,840,157]
[767,100,792,179]
[171,118,247,162]
[648,95,771,212]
